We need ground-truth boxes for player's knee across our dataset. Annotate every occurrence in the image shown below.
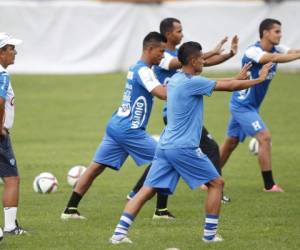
[3,176,20,187]
[224,137,239,151]
[257,131,271,145]
[210,177,224,189]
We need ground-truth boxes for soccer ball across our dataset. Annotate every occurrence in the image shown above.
[0,227,3,241]
[33,172,58,194]
[67,165,86,187]
[249,138,259,155]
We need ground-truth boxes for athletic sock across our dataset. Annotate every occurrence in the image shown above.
[4,207,17,231]
[203,214,219,241]
[112,212,135,240]
[261,170,275,190]
[132,165,151,194]
[156,193,168,210]
[64,191,82,213]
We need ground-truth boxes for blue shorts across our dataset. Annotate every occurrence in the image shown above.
[227,109,267,142]
[0,134,18,177]
[144,147,220,195]
[93,128,157,170]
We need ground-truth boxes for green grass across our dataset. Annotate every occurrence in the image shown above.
[0,71,299,249]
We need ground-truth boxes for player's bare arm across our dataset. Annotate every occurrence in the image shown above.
[204,35,238,66]
[151,85,167,100]
[259,51,300,64]
[214,62,272,91]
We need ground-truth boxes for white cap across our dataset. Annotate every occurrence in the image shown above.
[0,33,22,48]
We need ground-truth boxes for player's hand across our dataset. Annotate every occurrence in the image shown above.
[258,62,273,81]
[230,35,239,56]
[213,36,228,55]
[235,62,252,80]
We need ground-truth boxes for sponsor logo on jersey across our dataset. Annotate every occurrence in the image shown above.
[131,96,147,129]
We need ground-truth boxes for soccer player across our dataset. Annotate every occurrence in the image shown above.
[0,33,27,235]
[61,31,167,219]
[127,17,238,218]
[110,41,272,244]
[220,18,300,192]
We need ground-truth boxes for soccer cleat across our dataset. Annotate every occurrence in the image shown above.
[4,221,28,236]
[61,208,86,220]
[153,208,175,220]
[264,184,284,193]
[221,194,231,204]
[126,190,136,201]
[202,234,224,243]
[109,236,132,245]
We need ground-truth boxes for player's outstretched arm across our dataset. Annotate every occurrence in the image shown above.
[204,35,239,67]
[203,36,228,60]
[259,52,300,64]
[214,62,272,91]
[151,85,167,100]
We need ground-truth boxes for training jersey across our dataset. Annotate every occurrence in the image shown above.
[108,60,161,131]
[153,48,178,118]
[230,41,289,111]
[159,72,216,149]
[0,64,15,129]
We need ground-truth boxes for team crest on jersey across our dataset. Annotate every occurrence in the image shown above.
[131,96,147,129]
[10,158,16,166]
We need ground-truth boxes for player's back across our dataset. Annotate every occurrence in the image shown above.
[108,60,156,134]
[159,72,215,149]
[230,41,281,111]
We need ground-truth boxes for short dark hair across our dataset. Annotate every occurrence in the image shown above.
[143,31,167,49]
[160,17,181,36]
[178,41,202,66]
[259,18,281,38]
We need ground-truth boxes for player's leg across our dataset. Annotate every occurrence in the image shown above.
[125,131,174,219]
[219,116,241,168]
[1,134,26,235]
[200,126,230,203]
[61,133,128,220]
[168,148,223,242]
[110,186,157,244]
[110,148,178,244]
[255,129,283,192]
[127,165,151,199]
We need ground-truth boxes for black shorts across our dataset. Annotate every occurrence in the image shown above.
[0,134,18,177]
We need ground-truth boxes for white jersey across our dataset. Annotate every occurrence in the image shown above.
[0,64,15,129]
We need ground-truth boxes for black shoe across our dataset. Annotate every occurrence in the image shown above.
[221,195,231,204]
[4,220,28,235]
[61,207,86,220]
[153,209,175,219]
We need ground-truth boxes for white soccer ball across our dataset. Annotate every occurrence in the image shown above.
[33,172,58,194]
[67,165,86,187]
[249,137,259,155]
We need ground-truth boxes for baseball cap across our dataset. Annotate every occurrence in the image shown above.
[0,33,22,48]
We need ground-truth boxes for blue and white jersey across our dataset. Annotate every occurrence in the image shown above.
[230,41,289,111]
[153,49,178,118]
[108,60,161,131]
[0,64,15,129]
[153,49,178,85]
[159,72,216,149]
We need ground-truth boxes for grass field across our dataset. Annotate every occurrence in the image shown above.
[0,71,299,249]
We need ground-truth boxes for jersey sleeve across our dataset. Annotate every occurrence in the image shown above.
[188,76,216,97]
[275,44,290,54]
[137,66,161,92]
[245,46,266,63]
[0,73,9,100]
[158,51,175,70]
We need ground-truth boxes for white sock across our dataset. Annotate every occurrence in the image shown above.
[4,207,17,231]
